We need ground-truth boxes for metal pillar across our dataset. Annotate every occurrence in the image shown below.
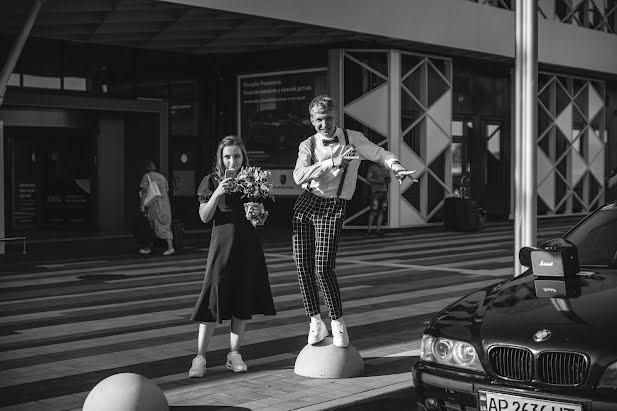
[388,50,401,229]
[513,0,538,275]
[0,0,44,108]
[0,122,4,254]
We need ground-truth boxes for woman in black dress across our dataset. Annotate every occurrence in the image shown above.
[188,135,276,378]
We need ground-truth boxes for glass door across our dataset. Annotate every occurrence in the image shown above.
[8,126,95,232]
[451,118,473,197]
[481,119,509,217]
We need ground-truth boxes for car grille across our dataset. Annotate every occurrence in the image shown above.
[489,347,533,381]
[538,351,588,385]
[488,347,588,385]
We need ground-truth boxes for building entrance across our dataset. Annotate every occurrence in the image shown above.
[452,116,509,218]
[6,126,96,233]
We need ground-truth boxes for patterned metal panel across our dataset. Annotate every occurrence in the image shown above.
[536,73,606,215]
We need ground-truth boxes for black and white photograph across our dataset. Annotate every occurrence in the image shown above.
[0,0,616,410]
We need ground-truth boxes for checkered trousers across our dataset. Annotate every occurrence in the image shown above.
[292,191,348,320]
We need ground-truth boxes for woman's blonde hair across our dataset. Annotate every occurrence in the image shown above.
[213,135,249,180]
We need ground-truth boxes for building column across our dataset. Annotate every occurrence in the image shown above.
[0,121,4,254]
[514,0,538,275]
[389,50,401,229]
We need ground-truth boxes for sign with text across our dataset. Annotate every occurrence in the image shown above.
[238,68,327,172]
[13,182,38,227]
[270,169,304,196]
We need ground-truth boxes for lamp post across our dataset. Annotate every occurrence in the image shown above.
[513,0,538,275]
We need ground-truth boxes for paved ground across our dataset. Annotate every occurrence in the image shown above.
[0,216,580,410]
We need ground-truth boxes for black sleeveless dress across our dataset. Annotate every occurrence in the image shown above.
[191,174,276,323]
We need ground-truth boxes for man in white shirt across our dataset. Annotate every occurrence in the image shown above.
[292,95,415,348]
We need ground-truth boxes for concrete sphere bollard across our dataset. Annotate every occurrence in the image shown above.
[83,373,169,411]
[294,337,365,378]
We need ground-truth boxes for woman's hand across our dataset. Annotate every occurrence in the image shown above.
[213,177,234,199]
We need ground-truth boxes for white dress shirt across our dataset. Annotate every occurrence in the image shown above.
[293,127,401,200]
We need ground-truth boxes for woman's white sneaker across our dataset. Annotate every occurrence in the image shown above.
[226,351,248,372]
[188,355,206,378]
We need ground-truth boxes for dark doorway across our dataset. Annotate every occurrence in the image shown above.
[451,116,509,218]
[6,126,96,232]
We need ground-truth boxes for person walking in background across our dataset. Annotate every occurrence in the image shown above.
[364,162,390,236]
[139,160,174,256]
[292,95,416,348]
[188,135,276,378]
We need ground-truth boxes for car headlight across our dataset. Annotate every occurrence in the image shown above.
[421,334,484,372]
[598,361,617,390]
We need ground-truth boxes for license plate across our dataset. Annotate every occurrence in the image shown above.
[479,390,582,411]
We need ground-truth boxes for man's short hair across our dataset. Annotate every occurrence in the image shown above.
[309,95,336,116]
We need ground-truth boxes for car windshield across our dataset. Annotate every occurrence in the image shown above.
[563,202,617,267]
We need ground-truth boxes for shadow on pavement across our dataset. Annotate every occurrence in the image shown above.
[362,355,418,377]
[332,387,416,411]
[170,407,250,410]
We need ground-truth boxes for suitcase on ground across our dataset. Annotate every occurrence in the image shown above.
[444,197,457,230]
[444,197,482,232]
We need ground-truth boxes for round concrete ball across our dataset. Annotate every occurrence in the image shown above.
[294,337,365,378]
[83,373,169,411]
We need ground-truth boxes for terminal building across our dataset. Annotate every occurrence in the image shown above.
[1,0,616,242]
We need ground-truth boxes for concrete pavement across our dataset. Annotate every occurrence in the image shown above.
[0,217,580,410]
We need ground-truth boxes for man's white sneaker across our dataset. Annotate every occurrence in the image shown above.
[226,351,248,372]
[188,355,206,378]
[307,319,328,345]
[331,320,349,348]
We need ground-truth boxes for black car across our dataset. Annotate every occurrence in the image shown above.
[412,201,617,411]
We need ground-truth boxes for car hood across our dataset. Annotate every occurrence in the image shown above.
[429,268,617,355]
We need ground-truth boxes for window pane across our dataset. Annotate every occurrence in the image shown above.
[63,77,87,91]
[565,205,617,266]
[23,74,61,89]
[452,120,463,137]
[452,142,464,175]
[8,73,20,86]
[487,124,501,160]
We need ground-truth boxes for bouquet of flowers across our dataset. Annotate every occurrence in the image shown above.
[230,166,275,227]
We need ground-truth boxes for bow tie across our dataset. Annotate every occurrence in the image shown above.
[322,137,339,146]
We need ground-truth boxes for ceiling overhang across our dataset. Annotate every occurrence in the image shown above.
[0,0,511,62]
